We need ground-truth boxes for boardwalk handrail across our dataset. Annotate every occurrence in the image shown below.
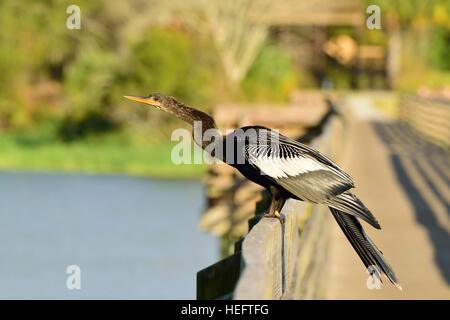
[197,100,345,299]
[399,94,450,149]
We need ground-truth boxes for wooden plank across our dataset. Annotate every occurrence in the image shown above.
[197,252,242,300]
[233,207,291,299]
[289,205,330,299]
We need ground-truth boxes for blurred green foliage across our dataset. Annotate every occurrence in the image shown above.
[370,0,450,27]
[240,44,300,102]
[0,1,302,177]
[0,0,449,177]
[0,0,297,136]
[2,0,449,134]
[368,0,450,90]
[125,28,223,107]
[107,28,226,141]
[61,27,226,141]
[428,27,450,71]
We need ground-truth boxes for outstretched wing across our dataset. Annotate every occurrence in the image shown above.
[245,129,354,203]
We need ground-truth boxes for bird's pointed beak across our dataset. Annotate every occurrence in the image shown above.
[123,95,162,107]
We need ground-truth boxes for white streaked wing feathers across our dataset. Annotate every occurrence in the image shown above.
[252,155,328,179]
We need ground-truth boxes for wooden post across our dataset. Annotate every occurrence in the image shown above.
[387,16,401,90]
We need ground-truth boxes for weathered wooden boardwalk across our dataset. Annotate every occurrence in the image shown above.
[326,96,450,299]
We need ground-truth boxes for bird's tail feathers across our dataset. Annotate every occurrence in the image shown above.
[330,207,402,290]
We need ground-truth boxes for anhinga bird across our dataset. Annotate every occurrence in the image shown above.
[124,93,402,290]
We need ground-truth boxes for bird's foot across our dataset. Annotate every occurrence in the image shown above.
[264,210,285,224]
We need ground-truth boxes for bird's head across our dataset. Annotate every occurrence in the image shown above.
[124,93,196,122]
[123,93,169,111]
[124,92,219,149]
[123,92,197,125]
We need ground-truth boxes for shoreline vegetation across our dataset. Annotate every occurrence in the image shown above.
[0,133,206,180]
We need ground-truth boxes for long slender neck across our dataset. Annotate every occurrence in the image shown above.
[165,99,221,150]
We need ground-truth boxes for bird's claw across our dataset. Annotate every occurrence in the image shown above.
[264,210,285,224]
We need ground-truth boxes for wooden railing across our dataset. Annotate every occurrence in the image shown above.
[197,97,346,299]
[399,95,450,149]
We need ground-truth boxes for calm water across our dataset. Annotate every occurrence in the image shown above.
[0,171,217,299]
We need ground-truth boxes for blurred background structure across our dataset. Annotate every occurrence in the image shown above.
[0,0,448,299]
